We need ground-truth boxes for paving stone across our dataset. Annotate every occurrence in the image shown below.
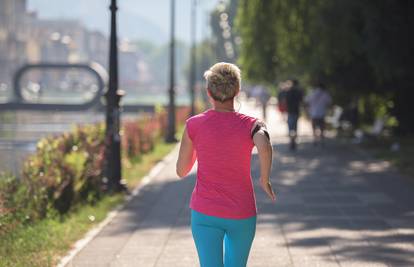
[349,219,392,230]
[357,193,395,204]
[339,205,376,217]
[306,206,343,217]
[330,194,363,205]
[302,195,335,204]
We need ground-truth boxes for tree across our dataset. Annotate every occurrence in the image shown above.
[236,0,414,133]
[210,0,240,62]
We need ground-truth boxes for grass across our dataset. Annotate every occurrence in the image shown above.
[123,138,179,189]
[0,194,124,267]
[361,135,414,178]
[0,134,182,267]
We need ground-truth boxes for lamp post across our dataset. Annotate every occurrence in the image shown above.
[165,0,177,143]
[189,0,197,116]
[104,0,126,192]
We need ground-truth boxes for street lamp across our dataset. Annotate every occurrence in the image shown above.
[104,0,126,192]
[189,0,197,116]
[165,0,177,143]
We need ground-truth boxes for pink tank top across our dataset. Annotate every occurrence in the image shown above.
[186,109,258,219]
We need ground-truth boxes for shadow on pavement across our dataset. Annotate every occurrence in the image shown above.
[258,140,414,266]
[100,140,414,266]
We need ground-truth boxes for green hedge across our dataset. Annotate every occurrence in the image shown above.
[0,106,191,236]
[0,123,106,236]
[23,123,106,217]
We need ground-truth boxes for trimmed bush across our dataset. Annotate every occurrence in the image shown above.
[122,106,191,159]
[0,124,105,234]
[23,123,106,217]
[0,173,29,235]
[0,106,192,236]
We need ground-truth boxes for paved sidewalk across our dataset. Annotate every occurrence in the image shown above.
[65,100,414,267]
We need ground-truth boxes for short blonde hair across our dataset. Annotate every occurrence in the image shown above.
[203,62,241,102]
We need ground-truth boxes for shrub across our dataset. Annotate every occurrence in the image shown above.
[0,105,192,236]
[122,114,164,158]
[1,123,106,234]
[0,173,30,235]
[21,123,106,218]
[122,106,191,159]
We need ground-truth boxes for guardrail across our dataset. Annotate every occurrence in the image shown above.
[0,62,156,113]
[0,62,106,111]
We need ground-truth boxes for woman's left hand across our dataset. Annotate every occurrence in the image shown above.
[260,178,276,202]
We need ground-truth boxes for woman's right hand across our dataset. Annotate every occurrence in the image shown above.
[260,178,276,202]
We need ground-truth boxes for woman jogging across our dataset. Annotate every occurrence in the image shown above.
[176,62,276,267]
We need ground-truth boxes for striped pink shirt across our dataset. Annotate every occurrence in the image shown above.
[186,109,258,219]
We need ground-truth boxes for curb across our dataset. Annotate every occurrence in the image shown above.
[57,143,180,267]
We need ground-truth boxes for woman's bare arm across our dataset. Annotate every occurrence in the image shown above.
[176,127,197,178]
[252,121,276,202]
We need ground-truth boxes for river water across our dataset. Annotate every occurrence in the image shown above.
[0,92,191,178]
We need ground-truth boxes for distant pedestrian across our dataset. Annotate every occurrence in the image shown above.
[258,85,271,121]
[285,79,303,150]
[252,85,271,121]
[176,62,276,267]
[305,81,332,145]
[277,81,288,120]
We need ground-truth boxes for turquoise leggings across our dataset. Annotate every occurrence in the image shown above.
[191,209,256,267]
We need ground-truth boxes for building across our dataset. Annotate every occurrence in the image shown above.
[86,30,108,68]
[0,2,149,100]
[30,19,88,63]
[0,0,30,91]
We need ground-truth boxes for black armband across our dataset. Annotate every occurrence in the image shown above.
[251,124,270,140]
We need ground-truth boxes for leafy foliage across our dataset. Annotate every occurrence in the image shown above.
[2,123,107,229]
[236,0,414,133]
[0,106,191,236]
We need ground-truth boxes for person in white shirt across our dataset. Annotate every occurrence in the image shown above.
[305,82,332,145]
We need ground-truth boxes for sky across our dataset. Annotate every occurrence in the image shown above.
[27,0,221,44]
